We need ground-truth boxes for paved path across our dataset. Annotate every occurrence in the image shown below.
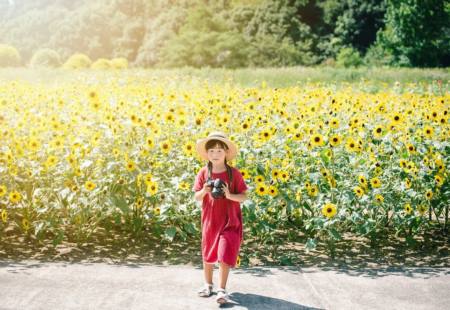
[1,260,449,310]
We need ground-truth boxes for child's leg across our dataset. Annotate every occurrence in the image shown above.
[218,262,230,289]
[203,262,214,285]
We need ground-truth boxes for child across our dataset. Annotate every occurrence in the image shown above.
[192,131,248,305]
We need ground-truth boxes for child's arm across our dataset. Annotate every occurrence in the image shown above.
[194,182,212,202]
[225,191,247,203]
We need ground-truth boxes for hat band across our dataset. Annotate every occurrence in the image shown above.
[209,134,227,139]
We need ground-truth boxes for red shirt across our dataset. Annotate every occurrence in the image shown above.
[193,166,248,267]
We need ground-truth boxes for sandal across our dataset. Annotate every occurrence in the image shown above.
[216,288,230,304]
[197,283,213,297]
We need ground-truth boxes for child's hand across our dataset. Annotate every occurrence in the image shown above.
[202,182,212,193]
[222,182,231,199]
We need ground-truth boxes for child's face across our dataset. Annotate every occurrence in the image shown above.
[207,145,228,163]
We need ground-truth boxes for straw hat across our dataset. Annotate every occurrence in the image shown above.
[195,131,238,161]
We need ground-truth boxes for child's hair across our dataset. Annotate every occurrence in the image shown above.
[205,139,234,194]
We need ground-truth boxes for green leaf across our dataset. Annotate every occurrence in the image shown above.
[328,227,342,241]
[164,226,177,242]
[305,238,317,252]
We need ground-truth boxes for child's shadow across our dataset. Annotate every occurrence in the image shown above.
[219,292,324,309]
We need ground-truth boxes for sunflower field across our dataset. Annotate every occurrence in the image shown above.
[0,70,449,263]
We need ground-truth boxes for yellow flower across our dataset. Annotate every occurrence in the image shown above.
[259,129,272,141]
[406,143,416,154]
[372,125,384,139]
[28,137,41,151]
[236,256,241,267]
[295,190,302,202]
[160,140,172,154]
[153,207,160,215]
[1,209,8,223]
[307,184,319,197]
[345,137,358,152]
[268,185,278,197]
[240,169,250,180]
[321,202,337,219]
[329,134,341,147]
[417,204,428,216]
[9,191,22,203]
[354,186,364,198]
[370,177,381,188]
[183,142,195,156]
[310,134,324,147]
[329,117,340,129]
[146,181,158,195]
[425,189,433,200]
[434,174,444,187]
[0,185,7,197]
[84,181,96,191]
[22,218,30,231]
[404,203,412,215]
[423,125,434,138]
[255,182,268,196]
[358,175,367,187]
[375,194,384,203]
[278,170,289,182]
[404,178,411,189]
[255,175,265,183]
[271,169,280,181]
[126,160,136,172]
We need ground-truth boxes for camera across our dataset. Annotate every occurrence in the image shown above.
[206,178,227,199]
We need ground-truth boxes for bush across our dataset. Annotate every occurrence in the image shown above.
[336,47,363,68]
[29,48,61,68]
[91,58,112,69]
[0,44,21,67]
[110,57,128,69]
[63,53,92,69]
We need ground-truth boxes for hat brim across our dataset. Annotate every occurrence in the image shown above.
[196,137,238,161]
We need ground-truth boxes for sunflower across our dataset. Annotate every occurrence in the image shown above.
[372,125,384,139]
[404,203,412,215]
[45,155,58,168]
[182,142,195,156]
[160,140,172,154]
[345,137,357,152]
[255,175,265,183]
[271,169,280,181]
[354,186,364,198]
[145,136,155,148]
[358,175,367,187]
[329,134,341,147]
[370,177,381,188]
[28,137,41,151]
[240,169,249,180]
[1,209,8,223]
[241,121,250,131]
[375,194,384,203]
[321,202,337,219]
[126,160,136,172]
[423,125,434,138]
[84,181,96,191]
[425,189,433,200]
[147,181,159,195]
[310,134,324,147]
[406,143,416,154]
[255,182,268,196]
[295,190,302,202]
[9,191,22,203]
[307,184,319,197]
[329,117,340,129]
[292,131,303,141]
[404,178,411,189]
[153,207,161,216]
[278,170,289,182]
[260,130,272,141]
[268,185,278,197]
[22,218,30,231]
[434,174,444,187]
[0,185,6,197]
[417,204,428,216]
[392,113,403,124]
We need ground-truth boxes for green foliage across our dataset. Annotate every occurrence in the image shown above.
[63,53,92,69]
[0,44,21,67]
[0,0,448,67]
[374,0,450,67]
[91,58,111,69]
[29,48,61,68]
[336,47,363,68]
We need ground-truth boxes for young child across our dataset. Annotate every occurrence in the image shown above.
[192,131,248,305]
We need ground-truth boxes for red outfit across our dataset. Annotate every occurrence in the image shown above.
[192,166,248,268]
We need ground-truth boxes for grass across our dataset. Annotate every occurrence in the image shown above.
[0,66,449,89]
